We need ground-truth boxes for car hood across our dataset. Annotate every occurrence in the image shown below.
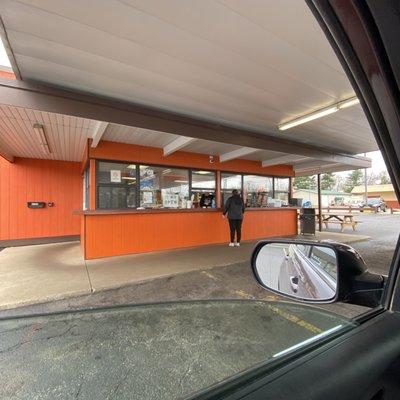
[0,300,354,400]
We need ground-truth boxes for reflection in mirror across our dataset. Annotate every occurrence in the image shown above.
[255,243,338,301]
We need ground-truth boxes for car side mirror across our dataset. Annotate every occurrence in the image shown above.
[251,240,386,307]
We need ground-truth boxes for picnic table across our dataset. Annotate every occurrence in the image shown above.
[320,213,360,232]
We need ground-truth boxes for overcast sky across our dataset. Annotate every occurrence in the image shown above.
[0,38,11,68]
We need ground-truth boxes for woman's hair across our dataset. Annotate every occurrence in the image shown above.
[232,189,239,195]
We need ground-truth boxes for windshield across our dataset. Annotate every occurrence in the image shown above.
[0,301,355,400]
[0,1,399,399]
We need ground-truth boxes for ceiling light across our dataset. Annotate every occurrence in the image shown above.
[33,123,51,154]
[127,164,136,169]
[338,97,360,109]
[121,177,136,180]
[278,106,338,131]
[174,180,188,183]
[195,171,211,175]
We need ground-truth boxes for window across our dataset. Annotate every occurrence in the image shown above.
[83,166,90,210]
[274,178,290,204]
[310,246,337,279]
[221,173,242,206]
[191,170,216,208]
[243,175,273,208]
[139,166,189,209]
[97,161,137,209]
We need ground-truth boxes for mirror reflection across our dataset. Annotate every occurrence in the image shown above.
[255,243,338,301]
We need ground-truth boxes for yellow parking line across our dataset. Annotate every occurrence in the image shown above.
[234,289,254,299]
[267,304,323,334]
[205,272,322,335]
[202,270,218,280]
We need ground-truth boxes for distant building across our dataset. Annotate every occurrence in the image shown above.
[293,189,362,207]
[351,184,399,208]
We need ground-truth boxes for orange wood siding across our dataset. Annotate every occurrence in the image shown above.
[0,70,16,80]
[83,209,298,259]
[386,200,400,208]
[89,140,294,177]
[0,157,82,240]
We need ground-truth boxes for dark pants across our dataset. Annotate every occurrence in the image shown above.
[228,219,243,243]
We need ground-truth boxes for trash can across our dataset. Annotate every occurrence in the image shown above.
[299,208,315,235]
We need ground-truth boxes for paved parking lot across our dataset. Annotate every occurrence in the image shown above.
[1,213,396,319]
[0,213,397,399]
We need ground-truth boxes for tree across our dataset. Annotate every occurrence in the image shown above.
[293,176,316,190]
[378,170,391,184]
[320,173,336,191]
[343,169,364,193]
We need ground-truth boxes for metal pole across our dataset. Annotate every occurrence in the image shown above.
[317,174,322,232]
[364,153,368,203]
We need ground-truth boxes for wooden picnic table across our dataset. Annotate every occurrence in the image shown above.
[320,213,360,232]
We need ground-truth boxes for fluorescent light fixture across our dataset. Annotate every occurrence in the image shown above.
[338,97,360,109]
[278,96,359,131]
[121,177,136,180]
[33,123,51,154]
[174,180,188,183]
[127,164,136,169]
[278,106,338,131]
[195,171,211,175]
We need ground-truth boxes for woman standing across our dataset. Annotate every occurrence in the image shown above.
[223,189,245,247]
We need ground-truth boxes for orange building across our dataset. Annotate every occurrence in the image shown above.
[1,128,298,259]
[0,77,372,260]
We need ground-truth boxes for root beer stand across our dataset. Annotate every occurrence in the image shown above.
[79,140,298,260]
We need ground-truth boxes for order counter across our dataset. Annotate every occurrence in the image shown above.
[79,207,299,260]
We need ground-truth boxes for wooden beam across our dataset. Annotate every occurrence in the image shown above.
[219,147,258,162]
[91,121,109,148]
[163,136,195,156]
[262,154,309,167]
[0,78,373,166]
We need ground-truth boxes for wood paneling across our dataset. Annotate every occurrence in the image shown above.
[0,157,82,240]
[83,209,298,259]
[90,140,294,177]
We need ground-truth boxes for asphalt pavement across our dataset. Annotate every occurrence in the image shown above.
[0,213,397,399]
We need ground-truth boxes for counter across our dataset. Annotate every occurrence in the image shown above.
[80,208,298,259]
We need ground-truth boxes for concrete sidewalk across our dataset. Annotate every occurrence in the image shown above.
[0,231,370,310]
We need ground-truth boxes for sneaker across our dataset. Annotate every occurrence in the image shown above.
[235,243,240,247]
[229,242,235,247]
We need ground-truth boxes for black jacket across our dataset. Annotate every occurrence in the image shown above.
[223,194,245,220]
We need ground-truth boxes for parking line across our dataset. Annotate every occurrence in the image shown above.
[201,270,218,281]
[206,272,323,335]
[267,304,323,334]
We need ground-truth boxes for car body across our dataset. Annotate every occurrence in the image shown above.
[359,197,387,212]
[278,244,337,300]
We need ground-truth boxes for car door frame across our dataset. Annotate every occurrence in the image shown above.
[189,1,400,399]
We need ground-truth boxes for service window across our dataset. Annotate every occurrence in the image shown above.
[139,166,189,209]
[243,175,273,207]
[191,170,216,208]
[97,161,137,209]
[221,173,242,206]
[274,177,290,204]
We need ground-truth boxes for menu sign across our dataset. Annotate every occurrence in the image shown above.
[110,170,121,183]
[163,193,179,208]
